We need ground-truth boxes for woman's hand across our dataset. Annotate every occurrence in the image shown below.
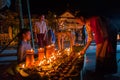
[80,49,86,55]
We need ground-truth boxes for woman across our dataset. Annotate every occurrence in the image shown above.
[17,28,32,63]
[76,16,117,75]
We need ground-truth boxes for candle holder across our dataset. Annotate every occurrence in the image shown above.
[26,49,34,68]
[38,48,45,62]
[46,45,52,59]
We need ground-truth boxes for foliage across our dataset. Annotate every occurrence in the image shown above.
[46,11,58,31]
[1,10,19,29]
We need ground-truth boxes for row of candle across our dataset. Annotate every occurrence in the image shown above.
[25,44,55,68]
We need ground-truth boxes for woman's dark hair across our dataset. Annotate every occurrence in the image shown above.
[18,28,30,40]
[78,16,94,23]
[39,14,45,18]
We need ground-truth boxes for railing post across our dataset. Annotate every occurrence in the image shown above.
[26,0,35,50]
[18,0,24,29]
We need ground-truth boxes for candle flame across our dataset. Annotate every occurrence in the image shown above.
[47,60,50,64]
[39,62,42,66]
[66,48,70,52]
[30,49,33,51]
[59,52,61,55]
[48,45,51,48]
[49,58,52,62]
[51,44,54,46]
[22,64,25,68]
[39,48,43,50]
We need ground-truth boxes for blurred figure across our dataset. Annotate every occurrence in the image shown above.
[71,29,75,46]
[48,29,56,45]
[17,28,32,63]
[34,15,47,48]
[75,30,79,43]
[76,16,117,76]
[81,25,86,45]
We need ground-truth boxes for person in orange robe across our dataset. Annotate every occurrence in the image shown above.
[76,16,117,76]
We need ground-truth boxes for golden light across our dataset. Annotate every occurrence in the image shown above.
[38,48,44,61]
[22,64,25,68]
[25,49,34,68]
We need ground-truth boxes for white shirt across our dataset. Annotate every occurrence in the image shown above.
[35,21,47,34]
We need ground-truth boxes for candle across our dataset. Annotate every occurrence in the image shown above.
[38,48,44,61]
[51,44,55,55]
[26,49,34,67]
[46,45,52,59]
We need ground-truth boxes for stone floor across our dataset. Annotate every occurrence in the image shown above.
[83,44,120,80]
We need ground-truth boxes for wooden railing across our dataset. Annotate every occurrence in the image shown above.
[0,52,38,63]
[0,34,19,54]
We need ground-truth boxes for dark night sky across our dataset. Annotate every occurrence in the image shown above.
[9,0,120,16]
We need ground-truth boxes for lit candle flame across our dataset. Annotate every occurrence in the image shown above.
[22,64,25,68]
[51,44,54,46]
[59,52,61,55]
[48,45,51,48]
[49,58,52,62]
[30,49,33,52]
[47,60,50,64]
[39,48,43,50]
[39,62,42,66]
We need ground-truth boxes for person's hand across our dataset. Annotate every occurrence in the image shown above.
[79,49,86,55]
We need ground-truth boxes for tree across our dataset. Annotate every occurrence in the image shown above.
[46,11,58,31]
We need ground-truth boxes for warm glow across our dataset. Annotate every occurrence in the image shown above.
[39,48,43,50]
[26,49,34,67]
[65,48,70,52]
[47,45,51,48]
[18,46,84,78]
[58,52,61,55]
[51,44,54,46]
[30,49,33,51]
[78,52,80,55]
[47,60,50,64]
[22,64,25,68]
[44,55,46,59]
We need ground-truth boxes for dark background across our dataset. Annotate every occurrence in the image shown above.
[6,0,120,16]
